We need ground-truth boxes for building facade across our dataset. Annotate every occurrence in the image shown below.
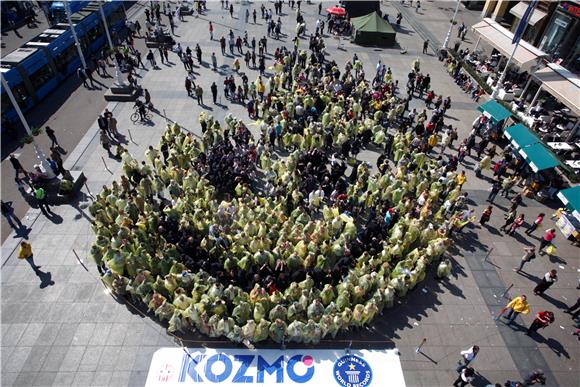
[481,1,580,72]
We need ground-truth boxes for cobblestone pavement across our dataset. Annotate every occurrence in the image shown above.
[1,2,578,386]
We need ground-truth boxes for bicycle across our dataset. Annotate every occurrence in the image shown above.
[130,108,151,123]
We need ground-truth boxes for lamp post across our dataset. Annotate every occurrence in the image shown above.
[65,0,87,70]
[491,43,518,99]
[442,0,461,50]
[98,2,125,86]
[1,74,55,178]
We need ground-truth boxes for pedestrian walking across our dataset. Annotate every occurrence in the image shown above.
[77,68,89,88]
[538,228,556,254]
[509,192,523,212]
[565,298,580,319]
[526,311,554,335]
[487,181,501,203]
[416,0,421,12]
[146,50,156,67]
[185,76,193,97]
[453,367,474,387]
[211,82,218,104]
[101,130,113,156]
[525,213,545,235]
[107,115,118,137]
[534,270,558,295]
[422,39,429,54]
[45,126,60,147]
[1,200,23,230]
[513,247,536,272]
[195,85,204,105]
[50,147,66,176]
[34,185,52,216]
[229,3,234,17]
[211,52,218,71]
[18,241,40,273]
[9,154,27,180]
[506,214,525,235]
[458,346,479,366]
[209,21,214,40]
[499,294,530,324]
[499,209,517,232]
[479,205,493,225]
[220,36,226,55]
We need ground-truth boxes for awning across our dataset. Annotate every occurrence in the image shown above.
[533,63,580,116]
[504,123,540,148]
[477,99,513,123]
[509,2,548,26]
[471,18,548,71]
[557,186,580,222]
[518,142,561,172]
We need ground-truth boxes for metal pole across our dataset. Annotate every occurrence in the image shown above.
[527,85,543,113]
[491,42,518,99]
[98,2,114,50]
[442,0,461,50]
[415,338,427,354]
[0,74,55,178]
[65,0,88,70]
[473,36,481,52]
[520,75,534,98]
[98,0,125,86]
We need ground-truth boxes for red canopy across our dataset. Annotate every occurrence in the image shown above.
[326,6,346,16]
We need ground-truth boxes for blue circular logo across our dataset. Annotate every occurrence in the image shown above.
[333,355,373,387]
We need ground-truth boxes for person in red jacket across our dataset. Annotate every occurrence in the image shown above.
[525,213,544,235]
[526,311,554,335]
[539,229,556,254]
[507,214,525,236]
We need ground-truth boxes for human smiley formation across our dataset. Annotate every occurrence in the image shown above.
[90,59,465,344]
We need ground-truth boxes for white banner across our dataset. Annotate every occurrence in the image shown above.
[145,347,405,387]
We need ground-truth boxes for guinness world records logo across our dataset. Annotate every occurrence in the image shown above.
[333,355,373,387]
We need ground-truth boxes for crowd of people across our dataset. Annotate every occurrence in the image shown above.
[89,38,484,342]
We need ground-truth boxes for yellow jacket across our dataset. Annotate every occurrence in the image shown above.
[18,242,33,259]
[507,296,530,314]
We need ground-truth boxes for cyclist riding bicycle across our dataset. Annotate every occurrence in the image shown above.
[134,99,147,121]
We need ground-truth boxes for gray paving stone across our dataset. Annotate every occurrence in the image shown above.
[78,346,104,372]
[34,323,61,347]
[59,345,86,372]
[128,370,148,387]
[92,370,112,387]
[31,371,58,387]
[72,371,95,387]
[97,345,122,372]
[52,372,76,387]
[88,323,112,346]
[105,323,129,346]
[12,371,38,387]
[40,346,69,372]
[2,346,31,374]
[2,323,28,347]
[1,371,19,387]
[108,371,131,387]
[72,323,97,346]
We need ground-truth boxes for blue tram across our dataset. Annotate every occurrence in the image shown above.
[1,1,128,129]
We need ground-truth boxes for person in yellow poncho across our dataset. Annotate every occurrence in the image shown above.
[499,295,530,325]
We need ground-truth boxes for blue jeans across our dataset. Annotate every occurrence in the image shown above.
[504,308,519,324]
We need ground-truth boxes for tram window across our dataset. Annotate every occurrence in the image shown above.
[1,92,13,115]
[54,44,79,72]
[29,64,55,89]
[107,8,125,28]
[86,24,103,46]
[2,83,31,110]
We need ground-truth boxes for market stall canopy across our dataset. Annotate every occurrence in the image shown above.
[504,123,540,149]
[326,6,346,16]
[518,142,561,172]
[477,99,512,123]
[533,63,580,116]
[509,2,548,26]
[351,12,396,47]
[557,186,580,222]
[471,18,548,71]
